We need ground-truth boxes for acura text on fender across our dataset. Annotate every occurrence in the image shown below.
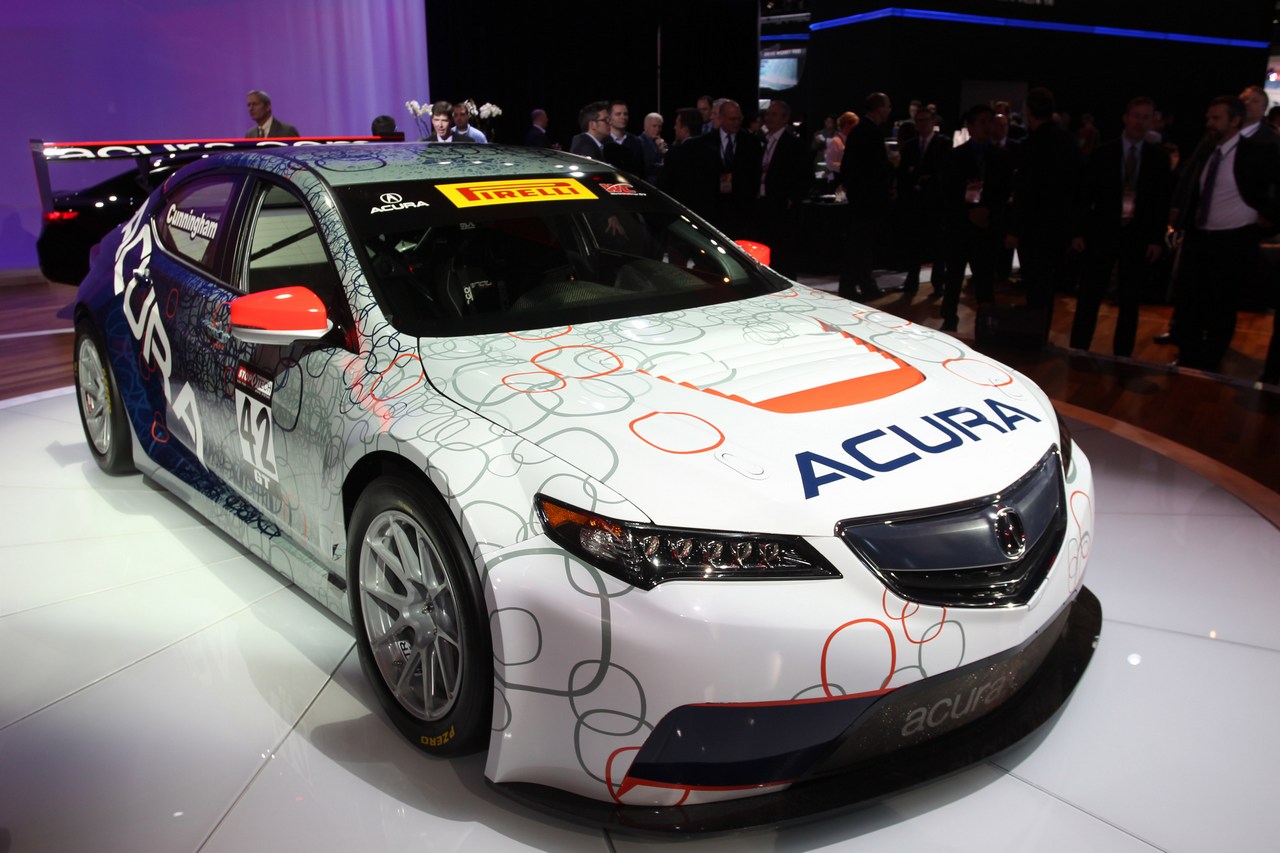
[113,205,206,466]
[796,398,1042,498]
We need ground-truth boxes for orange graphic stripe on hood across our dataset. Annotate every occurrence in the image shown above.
[642,329,925,414]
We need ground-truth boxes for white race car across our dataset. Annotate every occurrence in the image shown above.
[72,141,1098,829]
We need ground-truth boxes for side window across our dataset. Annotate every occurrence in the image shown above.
[244,183,341,301]
[155,176,239,274]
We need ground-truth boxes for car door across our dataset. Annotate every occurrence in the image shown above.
[214,178,355,559]
[139,171,248,488]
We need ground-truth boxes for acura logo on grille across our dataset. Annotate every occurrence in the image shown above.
[993,506,1026,559]
[379,192,403,204]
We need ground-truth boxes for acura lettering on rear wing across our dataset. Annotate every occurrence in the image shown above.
[28,134,404,212]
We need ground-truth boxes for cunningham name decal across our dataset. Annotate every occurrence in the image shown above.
[796,398,1042,498]
[165,205,218,241]
[435,178,594,208]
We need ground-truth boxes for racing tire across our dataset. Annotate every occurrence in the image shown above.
[348,475,492,757]
[73,320,135,475]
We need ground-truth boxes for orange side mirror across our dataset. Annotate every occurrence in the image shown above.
[230,286,331,344]
[735,240,771,267]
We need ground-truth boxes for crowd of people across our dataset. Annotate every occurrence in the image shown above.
[246,85,1280,385]
[557,96,815,279]
[820,86,1280,384]
[552,87,1280,384]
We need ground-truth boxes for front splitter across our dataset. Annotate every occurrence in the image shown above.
[491,585,1102,836]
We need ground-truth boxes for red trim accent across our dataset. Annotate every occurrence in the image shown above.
[370,353,426,402]
[882,588,949,645]
[821,617,897,698]
[621,776,792,795]
[628,410,725,455]
[941,356,1015,387]
[41,135,397,147]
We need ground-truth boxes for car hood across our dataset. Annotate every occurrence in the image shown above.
[418,287,1060,535]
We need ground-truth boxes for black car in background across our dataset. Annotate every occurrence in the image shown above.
[30,135,402,284]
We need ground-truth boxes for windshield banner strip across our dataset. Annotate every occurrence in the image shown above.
[435,178,595,208]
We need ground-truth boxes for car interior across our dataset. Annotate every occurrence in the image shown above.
[359,205,764,334]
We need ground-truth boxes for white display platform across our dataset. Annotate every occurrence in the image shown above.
[1,389,1277,852]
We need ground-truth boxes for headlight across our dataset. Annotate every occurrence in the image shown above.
[535,494,842,589]
[1055,410,1074,476]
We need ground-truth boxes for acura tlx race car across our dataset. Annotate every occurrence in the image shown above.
[69,140,1099,830]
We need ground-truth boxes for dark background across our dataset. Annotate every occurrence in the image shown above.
[427,0,1276,157]
[804,0,1277,155]
[425,0,760,148]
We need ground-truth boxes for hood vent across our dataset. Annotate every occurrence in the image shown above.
[642,324,925,414]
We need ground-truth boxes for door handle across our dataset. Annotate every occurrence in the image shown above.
[204,319,231,344]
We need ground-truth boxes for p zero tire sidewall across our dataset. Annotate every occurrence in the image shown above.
[347,475,492,757]
[73,320,134,475]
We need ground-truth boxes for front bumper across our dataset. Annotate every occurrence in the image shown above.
[493,585,1101,834]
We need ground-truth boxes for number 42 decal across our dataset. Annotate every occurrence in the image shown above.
[237,390,277,487]
[234,363,278,490]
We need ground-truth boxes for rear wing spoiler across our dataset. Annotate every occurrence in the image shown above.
[29,133,405,213]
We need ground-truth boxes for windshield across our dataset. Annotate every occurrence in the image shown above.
[335,173,787,336]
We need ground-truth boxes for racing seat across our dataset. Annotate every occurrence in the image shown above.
[367,237,442,320]
[435,234,506,317]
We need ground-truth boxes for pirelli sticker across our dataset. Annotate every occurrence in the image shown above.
[436,178,595,208]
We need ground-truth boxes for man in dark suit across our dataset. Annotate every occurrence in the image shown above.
[245,90,299,138]
[896,100,922,148]
[991,110,1020,283]
[658,107,715,219]
[753,100,812,277]
[1242,89,1280,383]
[698,98,762,238]
[838,92,894,301]
[1157,85,1280,349]
[1239,84,1280,382]
[1169,94,1280,371]
[696,95,715,136]
[939,104,1012,331]
[1005,87,1081,335]
[896,105,951,292]
[1070,97,1173,356]
[570,101,613,159]
[522,109,551,148]
[605,100,646,176]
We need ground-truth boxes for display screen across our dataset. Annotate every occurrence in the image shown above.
[760,57,800,89]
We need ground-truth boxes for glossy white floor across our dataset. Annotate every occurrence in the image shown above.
[1,388,1277,853]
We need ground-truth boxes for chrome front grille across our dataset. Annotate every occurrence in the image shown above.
[838,449,1066,608]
